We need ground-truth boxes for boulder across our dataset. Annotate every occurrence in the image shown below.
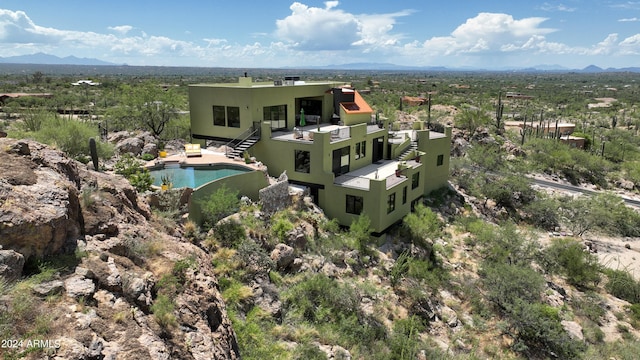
[270,243,295,271]
[32,280,65,297]
[0,249,25,281]
[116,137,144,156]
[65,275,96,298]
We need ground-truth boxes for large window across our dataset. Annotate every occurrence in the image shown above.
[355,141,366,159]
[411,172,420,189]
[264,105,287,129]
[213,105,226,126]
[387,193,396,213]
[213,105,240,127]
[228,106,240,128]
[294,150,310,173]
[346,195,363,215]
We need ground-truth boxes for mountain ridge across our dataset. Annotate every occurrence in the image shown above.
[1,53,640,73]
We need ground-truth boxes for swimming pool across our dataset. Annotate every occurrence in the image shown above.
[150,164,251,189]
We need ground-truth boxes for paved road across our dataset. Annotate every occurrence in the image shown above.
[530,177,640,208]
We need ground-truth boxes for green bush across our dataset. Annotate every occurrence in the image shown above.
[604,269,640,304]
[150,294,177,329]
[540,237,601,288]
[114,153,153,192]
[349,212,374,254]
[10,113,114,161]
[198,185,240,230]
[481,262,545,311]
[271,211,295,241]
[402,203,441,248]
[213,220,246,248]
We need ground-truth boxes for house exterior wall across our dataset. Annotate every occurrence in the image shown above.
[189,78,348,141]
[187,77,451,233]
[417,128,452,194]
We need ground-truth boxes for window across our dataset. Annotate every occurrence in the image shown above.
[411,172,420,189]
[387,193,396,213]
[228,106,240,128]
[355,141,366,159]
[437,154,444,166]
[332,146,350,176]
[294,150,310,173]
[213,105,226,126]
[346,195,363,215]
[402,186,407,204]
[213,106,240,127]
[264,105,287,129]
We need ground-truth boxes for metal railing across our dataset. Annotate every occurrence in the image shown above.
[224,123,261,157]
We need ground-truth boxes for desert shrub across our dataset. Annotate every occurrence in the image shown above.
[271,211,295,241]
[574,292,607,324]
[387,316,426,360]
[114,153,153,192]
[403,203,441,249]
[540,237,601,288]
[293,343,327,360]
[236,239,274,275]
[604,269,640,304]
[481,262,545,311]
[213,220,246,248]
[229,307,291,360]
[509,300,585,358]
[11,113,115,161]
[481,174,536,210]
[141,153,155,161]
[521,196,561,230]
[349,212,374,254]
[283,274,359,325]
[476,221,538,266]
[151,294,177,329]
[199,185,240,230]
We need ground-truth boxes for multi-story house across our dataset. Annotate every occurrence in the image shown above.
[188,75,451,234]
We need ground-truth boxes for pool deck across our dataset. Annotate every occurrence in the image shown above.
[146,149,266,172]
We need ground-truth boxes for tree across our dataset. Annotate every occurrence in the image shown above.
[108,82,184,137]
[403,203,441,248]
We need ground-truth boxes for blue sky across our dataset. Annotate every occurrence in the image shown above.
[1,1,639,69]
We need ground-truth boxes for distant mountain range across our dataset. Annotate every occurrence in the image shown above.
[0,52,116,66]
[1,53,639,73]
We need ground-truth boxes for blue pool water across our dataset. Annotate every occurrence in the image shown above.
[150,165,250,188]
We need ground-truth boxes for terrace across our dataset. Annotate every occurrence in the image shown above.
[270,122,385,143]
[334,159,421,190]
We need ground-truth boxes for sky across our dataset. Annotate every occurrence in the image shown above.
[0,1,639,69]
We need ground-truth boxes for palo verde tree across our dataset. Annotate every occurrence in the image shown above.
[108,82,184,137]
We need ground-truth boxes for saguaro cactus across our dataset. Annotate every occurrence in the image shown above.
[89,137,99,171]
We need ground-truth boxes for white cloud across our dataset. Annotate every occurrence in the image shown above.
[274,1,411,51]
[421,13,556,56]
[275,2,360,50]
[619,17,640,22]
[539,3,576,12]
[108,25,133,35]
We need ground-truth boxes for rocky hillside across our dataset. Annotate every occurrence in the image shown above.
[0,138,239,359]
[3,136,640,360]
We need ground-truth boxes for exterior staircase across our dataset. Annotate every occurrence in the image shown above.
[226,136,259,158]
[395,140,418,161]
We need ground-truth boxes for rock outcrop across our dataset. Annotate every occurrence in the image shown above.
[0,137,240,360]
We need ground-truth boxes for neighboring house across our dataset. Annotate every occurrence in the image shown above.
[189,76,451,234]
[71,80,100,86]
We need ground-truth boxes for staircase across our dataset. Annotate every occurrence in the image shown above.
[226,136,259,158]
[395,140,418,161]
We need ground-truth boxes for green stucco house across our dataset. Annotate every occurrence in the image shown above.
[189,76,451,234]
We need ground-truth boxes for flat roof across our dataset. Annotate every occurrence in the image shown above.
[190,80,347,89]
[334,159,420,190]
